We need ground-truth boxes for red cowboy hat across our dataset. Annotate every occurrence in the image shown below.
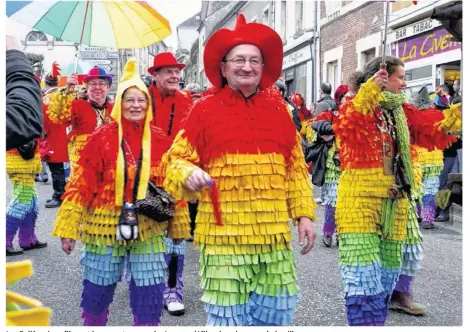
[148,52,186,74]
[203,14,283,90]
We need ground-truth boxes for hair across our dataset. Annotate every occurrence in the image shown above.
[186,82,202,95]
[347,71,366,94]
[320,82,332,94]
[362,56,405,82]
[275,79,287,96]
[122,87,148,100]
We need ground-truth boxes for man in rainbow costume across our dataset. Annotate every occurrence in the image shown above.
[162,14,317,326]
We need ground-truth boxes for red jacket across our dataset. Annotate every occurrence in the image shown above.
[148,85,192,140]
[42,104,69,163]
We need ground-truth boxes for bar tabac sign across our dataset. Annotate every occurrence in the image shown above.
[392,28,461,63]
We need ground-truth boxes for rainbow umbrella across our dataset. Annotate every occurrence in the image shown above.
[6,1,172,49]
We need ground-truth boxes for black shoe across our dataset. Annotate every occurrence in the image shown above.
[336,236,340,247]
[21,240,47,251]
[323,235,332,247]
[422,223,435,230]
[45,199,62,208]
[6,248,24,256]
[42,177,49,183]
[46,198,53,203]
[34,175,41,182]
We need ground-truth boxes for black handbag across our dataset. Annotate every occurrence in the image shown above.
[17,140,37,160]
[122,140,176,223]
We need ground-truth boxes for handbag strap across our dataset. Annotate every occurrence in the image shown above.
[167,104,175,136]
[121,140,143,204]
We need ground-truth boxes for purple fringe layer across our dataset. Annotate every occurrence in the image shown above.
[421,194,436,225]
[164,254,184,306]
[129,279,164,325]
[323,204,336,236]
[345,292,388,326]
[393,274,412,297]
[6,208,38,249]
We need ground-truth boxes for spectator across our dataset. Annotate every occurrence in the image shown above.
[275,79,302,132]
[315,82,337,116]
[6,35,43,150]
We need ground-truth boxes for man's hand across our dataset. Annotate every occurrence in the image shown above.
[297,217,316,255]
[184,169,212,192]
[61,238,76,255]
[321,134,334,142]
[6,35,22,51]
[374,69,388,90]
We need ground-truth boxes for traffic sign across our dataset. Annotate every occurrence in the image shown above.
[82,59,112,65]
[79,51,107,59]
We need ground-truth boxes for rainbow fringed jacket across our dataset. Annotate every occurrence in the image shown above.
[163,85,316,255]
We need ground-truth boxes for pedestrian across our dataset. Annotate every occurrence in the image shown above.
[274,79,302,132]
[6,35,43,151]
[333,55,460,326]
[147,52,192,316]
[42,69,77,208]
[314,82,337,116]
[162,14,317,326]
[51,59,190,326]
[47,66,114,174]
[6,72,47,256]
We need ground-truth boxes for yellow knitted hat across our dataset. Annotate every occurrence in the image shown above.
[111,59,153,206]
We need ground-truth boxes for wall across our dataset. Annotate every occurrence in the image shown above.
[319,1,383,85]
[177,26,200,51]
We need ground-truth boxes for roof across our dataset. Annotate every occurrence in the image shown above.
[177,12,202,29]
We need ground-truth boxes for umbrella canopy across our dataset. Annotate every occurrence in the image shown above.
[6,1,172,49]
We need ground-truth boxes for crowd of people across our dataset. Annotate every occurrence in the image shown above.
[5,13,462,327]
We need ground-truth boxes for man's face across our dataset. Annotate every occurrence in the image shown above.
[453,79,460,94]
[87,78,110,102]
[386,65,407,94]
[153,66,181,93]
[220,44,263,91]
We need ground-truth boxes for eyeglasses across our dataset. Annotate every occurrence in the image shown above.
[224,58,263,67]
[123,98,147,105]
[88,82,108,88]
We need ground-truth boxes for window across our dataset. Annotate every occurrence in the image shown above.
[405,65,432,81]
[263,7,270,27]
[295,1,304,32]
[392,1,415,12]
[325,1,341,16]
[360,48,376,68]
[294,63,307,98]
[26,31,48,42]
[281,1,287,41]
[327,61,339,89]
[251,16,258,23]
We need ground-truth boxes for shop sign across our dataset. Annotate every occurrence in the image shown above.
[283,45,311,69]
[391,28,461,63]
[389,18,441,43]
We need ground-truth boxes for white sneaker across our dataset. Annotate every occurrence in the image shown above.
[167,302,185,316]
[314,198,323,203]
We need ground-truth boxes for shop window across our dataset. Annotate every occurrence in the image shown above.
[404,65,432,81]
[444,69,460,83]
[392,1,414,12]
[327,61,339,89]
[295,63,307,98]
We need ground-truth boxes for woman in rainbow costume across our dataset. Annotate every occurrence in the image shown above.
[162,14,316,326]
[333,56,459,326]
[51,59,190,326]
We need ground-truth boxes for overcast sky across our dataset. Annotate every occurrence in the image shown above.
[147,0,202,49]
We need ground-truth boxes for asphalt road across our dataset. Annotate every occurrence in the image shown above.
[6,178,463,326]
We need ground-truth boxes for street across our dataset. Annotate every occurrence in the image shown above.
[6,178,463,327]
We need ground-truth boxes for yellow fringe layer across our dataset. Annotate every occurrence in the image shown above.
[416,147,444,167]
[353,77,386,116]
[439,103,462,133]
[164,132,315,247]
[168,202,191,239]
[69,134,90,167]
[6,151,41,175]
[46,90,73,124]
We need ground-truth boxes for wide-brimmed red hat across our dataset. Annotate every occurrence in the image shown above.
[203,14,283,90]
[148,52,186,74]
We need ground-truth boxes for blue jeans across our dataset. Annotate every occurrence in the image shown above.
[439,156,457,190]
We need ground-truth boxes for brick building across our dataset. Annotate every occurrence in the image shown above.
[319,1,384,90]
